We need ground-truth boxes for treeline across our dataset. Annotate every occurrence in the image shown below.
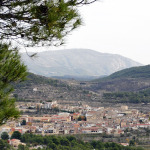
[1,133,144,150]
[103,88,150,103]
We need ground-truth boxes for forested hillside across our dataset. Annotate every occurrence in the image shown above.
[100,65,150,80]
[86,65,150,103]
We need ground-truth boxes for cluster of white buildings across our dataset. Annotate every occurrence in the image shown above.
[1,103,150,139]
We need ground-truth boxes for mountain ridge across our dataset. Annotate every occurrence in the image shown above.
[95,64,150,81]
[21,49,142,79]
[88,65,150,93]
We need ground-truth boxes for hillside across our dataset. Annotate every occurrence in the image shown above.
[13,73,100,102]
[84,65,150,103]
[87,65,150,92]
[100,65,150,80]
[21,49,141,79]
[14,65,150,104]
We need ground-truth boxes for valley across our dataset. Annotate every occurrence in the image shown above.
[3,63,150,150]
[14,65,150,106]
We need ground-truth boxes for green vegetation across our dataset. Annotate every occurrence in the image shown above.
[1,132,9,140]
[17,133,144,150]
[11,131,22,140]
[0,0,93,47]
[100,65,150,81]
[0,139,10,150]
[0,43,27,125]
[91,65,150,103]
[21,120,27,126]
[103,88,150,103]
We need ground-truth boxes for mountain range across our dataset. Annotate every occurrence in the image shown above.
[21,49,141,79]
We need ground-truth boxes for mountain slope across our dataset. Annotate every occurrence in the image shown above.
[21,49,141,78]
[14,67,150,104]
[101,65,150,80]
[88,65,150,92]
[79,65,150,104]
[14,72,97,102]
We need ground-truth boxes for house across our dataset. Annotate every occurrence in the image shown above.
[121,105,128,111]
[113,129,124,136]
[120,143,129,146]
[50,115,71,122]
[0,126,11,136]
[20,115,29,122]
[120,120,127,128]
[11,128,23,134]
[44,102,52,109]
[81,127,103,134]
[9,139,26,148]
[72,113,80,120]
[44,128,56,134]
[136,124,150,128]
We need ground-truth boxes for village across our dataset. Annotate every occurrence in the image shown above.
[0,100,150,148]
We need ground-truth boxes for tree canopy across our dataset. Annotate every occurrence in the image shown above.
[1,132,9,140]
[11,131,22,140]
[0,43,27,125]
[19,133,144,150]
[0,0,96,47]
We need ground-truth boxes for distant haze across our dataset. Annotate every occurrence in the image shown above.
[22,0,150,65]
[21,49,142,78]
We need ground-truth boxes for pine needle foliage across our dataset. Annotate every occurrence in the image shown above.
[0,0,96,47]
[0,43,27,125]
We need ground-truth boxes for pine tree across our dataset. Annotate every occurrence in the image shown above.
[0,0,96,47]
[0,43,27,125]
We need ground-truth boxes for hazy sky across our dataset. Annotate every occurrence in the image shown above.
[27,0,150,65]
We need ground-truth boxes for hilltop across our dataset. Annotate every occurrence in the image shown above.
[98,65,150,80]
[21,49,141,79]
